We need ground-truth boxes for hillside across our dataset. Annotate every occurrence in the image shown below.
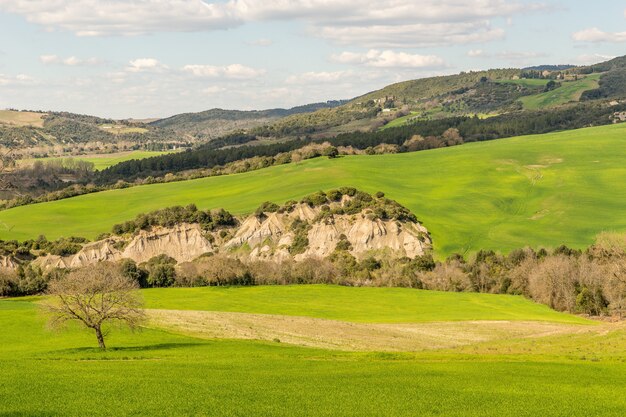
[0,101,347,152]
[24,190,430,272]
[18,150,175,171]
[250,56,626,137]
[0,110,177,152]
[2,123,626,256]
[151,101,347,140]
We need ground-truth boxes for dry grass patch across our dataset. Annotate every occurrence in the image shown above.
[147,309,591,352]
[0,110,46,128]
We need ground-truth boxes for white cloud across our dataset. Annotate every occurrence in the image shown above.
[202,86,226,94]
[573,54,616,65]
[0,73,37,86]
[316,21,505,48]
[467,49,486,57]
[40,54,60,64]
[494,50,547,65]
[331,50,445,69]
[40,54,101,66]
[182,64,265,79]
[466,48,550,65]
[286,71,353,84]
[247,38,273,47]
[127,58,167,73]
[0,0,241,37]
[0,0,546,48]
[572,27,626,43]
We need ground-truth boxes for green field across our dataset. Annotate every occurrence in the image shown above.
[380,111,419,130]
[20,150,174,171]
[1,286,625,416]
[143,285,589,324]
[496,78,551,88]
[519,74,601,110]
[98,124,149,135]
[2,123,626,256]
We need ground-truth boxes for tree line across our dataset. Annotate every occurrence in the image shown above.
[4,233,626,319]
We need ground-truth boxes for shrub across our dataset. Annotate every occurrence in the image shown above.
[143,255,177,287]
[255,201,280,218]
[301,191,329,207]
[289,219,311,255]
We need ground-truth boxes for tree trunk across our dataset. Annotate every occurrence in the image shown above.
[95,326,106,350]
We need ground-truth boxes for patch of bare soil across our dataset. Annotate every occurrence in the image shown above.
[146,309,593,352]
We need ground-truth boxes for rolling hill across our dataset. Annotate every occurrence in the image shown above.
[150,101,348,140]
[2,123,626,256]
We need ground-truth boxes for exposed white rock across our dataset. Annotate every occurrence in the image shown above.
[0,256,19,270]
[121,223,213,264]
[29,198,432,270]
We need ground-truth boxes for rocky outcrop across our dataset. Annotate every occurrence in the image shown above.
[121,224,213,264]
[224,203,431,262]
[33,194,432,271]
[0,256,19,270]
[36,224,214,270]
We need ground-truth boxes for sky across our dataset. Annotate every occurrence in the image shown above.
[0,0,625,119]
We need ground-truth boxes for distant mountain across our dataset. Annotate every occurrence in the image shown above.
[150,100,349,140]
[0,101,348,151]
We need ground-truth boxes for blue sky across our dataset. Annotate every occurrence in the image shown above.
[0,0,625,118]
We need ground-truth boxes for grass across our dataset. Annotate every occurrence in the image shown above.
[496,78,551,88]
[0,109,46,127]
[519,74,601,109]
[142,285,590,324]
[19,150,174,171]
[98,124,149,135]
[2,123,626,256]
[1,288,625,416]
[380,111,419,130]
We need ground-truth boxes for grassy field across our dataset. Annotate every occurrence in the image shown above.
[0,109,46,127]
[98,124,149,135]
[380,111,419,130]
[19,150,174,171]
[1,286,625,416]
[2,123,626,256]
[143,285,589,324]
[496,78,551,88]
[519,74,601,109]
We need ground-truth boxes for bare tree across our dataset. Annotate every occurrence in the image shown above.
[606,259,626,319]
[44,262,145,349]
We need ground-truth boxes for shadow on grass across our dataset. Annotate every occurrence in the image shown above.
[50,342,205,356]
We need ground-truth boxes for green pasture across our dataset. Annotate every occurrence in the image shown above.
[519,74,601,109]
[0,287,624,417]
[380,111,419,130]
[496,78,551,88]
[20,150,174,171]
[143,285,589,324]
[2,123,626,256]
